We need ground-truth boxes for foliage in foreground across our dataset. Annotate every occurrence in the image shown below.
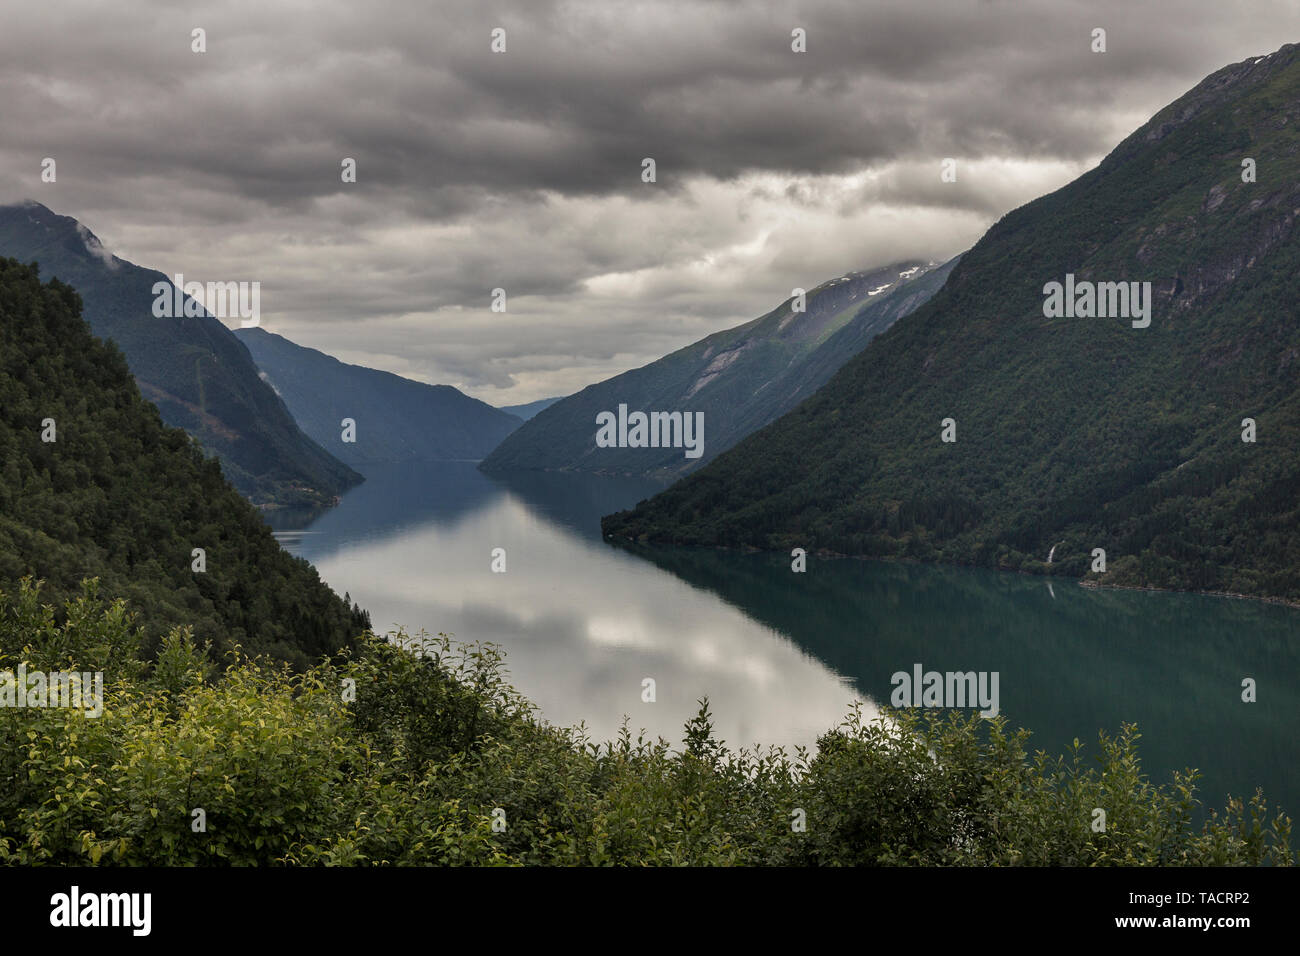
[0,579,1291,866]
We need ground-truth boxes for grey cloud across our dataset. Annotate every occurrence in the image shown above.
[2,0,1298,402]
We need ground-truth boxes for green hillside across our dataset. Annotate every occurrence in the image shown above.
[0,257,368,667]
[482,258,956,478]
[0,202,361,509]
[604,44,1300,602]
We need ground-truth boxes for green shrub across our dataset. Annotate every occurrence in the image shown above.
[0,580,1290,866]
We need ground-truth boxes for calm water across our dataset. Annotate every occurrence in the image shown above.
[274,461,1300,818]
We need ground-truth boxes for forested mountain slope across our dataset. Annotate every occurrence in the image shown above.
[0,258,368,666]
[0,202,361,508]
[605,44,1300,602]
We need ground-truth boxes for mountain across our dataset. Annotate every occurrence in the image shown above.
[481,257,957,478]
[0,201,361,509]
[0,266,1289,871]
[235,327,523,467]
[0,257,369,667]
[604,44,1300,603]
[500,396,564,421]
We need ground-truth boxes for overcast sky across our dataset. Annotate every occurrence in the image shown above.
[2,1,1298,404]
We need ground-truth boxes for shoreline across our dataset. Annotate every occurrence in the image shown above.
[1077,577,1300,612]
[608,534,1300,612]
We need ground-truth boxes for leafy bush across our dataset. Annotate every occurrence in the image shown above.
[0,580,1290,866]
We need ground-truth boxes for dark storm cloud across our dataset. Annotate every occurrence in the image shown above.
[1,0,1297,401]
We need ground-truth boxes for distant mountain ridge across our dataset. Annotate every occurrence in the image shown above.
[0,201,360,508]
[236,327,523,468]
[604,43,1300,603]
[500,397,564,421]
[481,257,958,478]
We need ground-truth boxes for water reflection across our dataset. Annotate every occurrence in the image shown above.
[623,544,1300,816]
[275,462,870,752]
[274,461,1300,817]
